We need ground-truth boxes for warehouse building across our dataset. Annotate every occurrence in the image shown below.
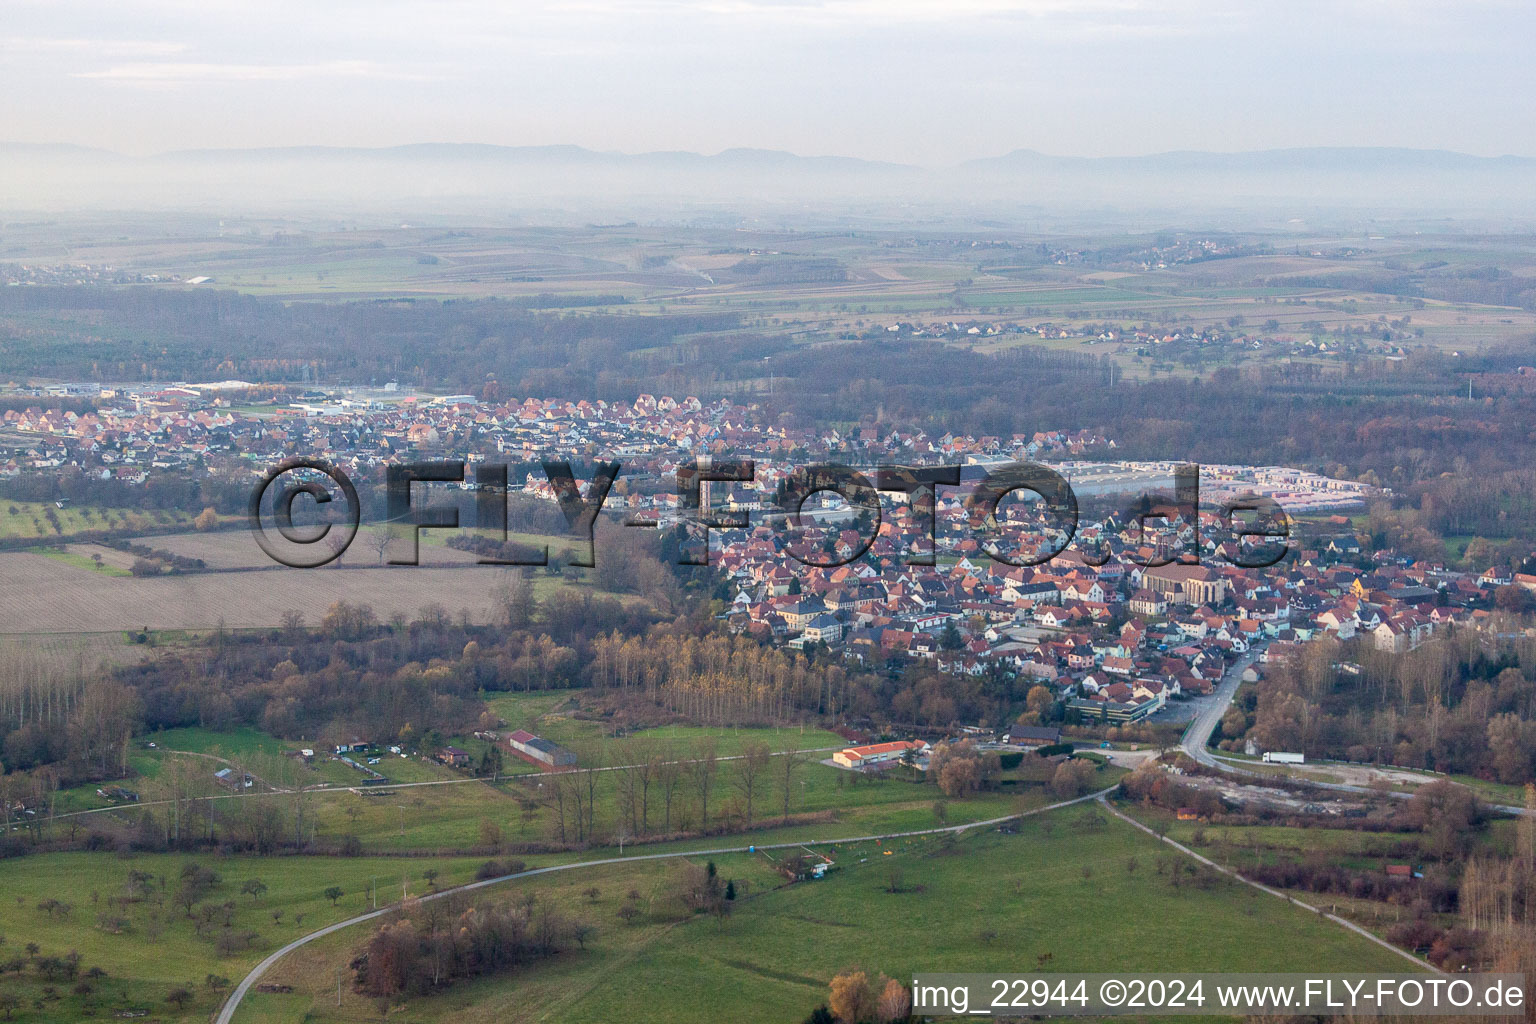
[505,729,579,769]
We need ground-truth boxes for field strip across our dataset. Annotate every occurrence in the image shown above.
[46,745,848,821]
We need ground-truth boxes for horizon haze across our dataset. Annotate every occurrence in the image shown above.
[6,140,1536,222]
[4,0,1533,163]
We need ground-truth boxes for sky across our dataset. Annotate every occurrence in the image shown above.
[2,0,1533,163]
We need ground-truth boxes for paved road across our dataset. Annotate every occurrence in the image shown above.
[1178,644,1265,769]
[213,786,1116,1024]
[1088,747,1159,769]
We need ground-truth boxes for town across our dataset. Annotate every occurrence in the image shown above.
[0,379,1497,745]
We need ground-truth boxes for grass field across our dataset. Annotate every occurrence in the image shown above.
[1131,804,1424,861]
[136,727,460,788]
[27,545,133,576]
[482,690,578,729]
[531,718,852,761]
[237,804,1420,1024]
[481,691,853,764]
[0,851,491,1023]
[46,726,476,814]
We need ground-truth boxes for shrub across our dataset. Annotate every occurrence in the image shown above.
[1049,758,1097,799]
[1429,927,1483,971]
[475,858,526,880]
[1386,918,1442,953]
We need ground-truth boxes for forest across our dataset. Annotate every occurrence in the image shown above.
[354,894,590,1000]
[1220,619,1536,780]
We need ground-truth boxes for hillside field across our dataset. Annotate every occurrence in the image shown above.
[237,805,1418,1024]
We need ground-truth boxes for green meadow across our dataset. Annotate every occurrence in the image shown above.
[0,851,491,1023]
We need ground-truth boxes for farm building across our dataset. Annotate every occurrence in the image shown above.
[1004,722,1061,747]
[832,739,928,770]
[505,729,579,769]
[213,768,253,791]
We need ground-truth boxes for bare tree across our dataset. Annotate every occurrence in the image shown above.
[581,759,601,840]
[279,609,305,639]
[369,527,392,565]
[549,772,571,844]
[733,741,772,827]
[629,745,658,834]
[655,758,683,832]
[777,747,809,822]
[688,741,718,829]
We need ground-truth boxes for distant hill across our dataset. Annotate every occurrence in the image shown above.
[954,146,1536,215]
[0,142,126,162]
[2,141,1534,219]
[963,146,1536,174]
[145,142,1536,175]
[155,142,914,174]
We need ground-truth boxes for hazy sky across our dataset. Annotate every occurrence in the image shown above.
[3,0,1532,162]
